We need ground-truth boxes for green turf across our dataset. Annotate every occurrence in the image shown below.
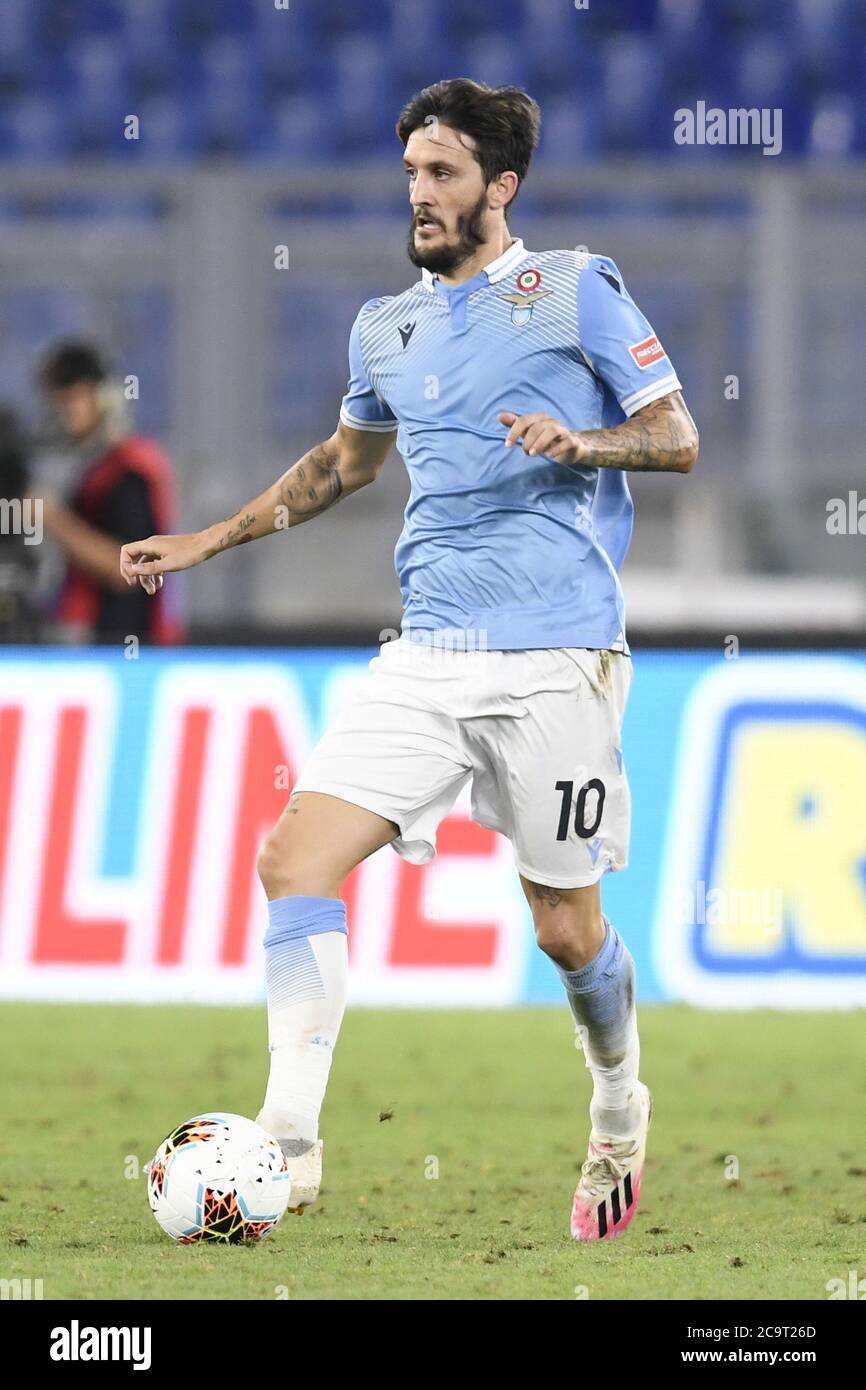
[0,1003,864,1300]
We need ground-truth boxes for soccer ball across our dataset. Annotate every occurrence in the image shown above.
[147,1112,292,1244]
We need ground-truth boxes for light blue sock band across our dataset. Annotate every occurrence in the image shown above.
[556,917,635,1048]
[556,916,621,993]
[264,896,347,1011]
[264,895,347,948]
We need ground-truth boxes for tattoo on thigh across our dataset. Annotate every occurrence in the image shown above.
[532,883,563,909]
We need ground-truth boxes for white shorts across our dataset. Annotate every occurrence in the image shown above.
[293,638,633,888]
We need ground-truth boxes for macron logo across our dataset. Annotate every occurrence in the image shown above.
[398,321,416,349]
[50,1321,152,1371]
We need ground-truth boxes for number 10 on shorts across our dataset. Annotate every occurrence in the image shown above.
[555,779,606,841]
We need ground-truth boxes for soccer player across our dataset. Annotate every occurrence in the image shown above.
[121,80,698,1241]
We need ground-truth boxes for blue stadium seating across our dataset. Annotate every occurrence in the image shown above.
[0,0,860,162]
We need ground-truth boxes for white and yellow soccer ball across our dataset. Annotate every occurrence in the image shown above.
[147,1112,292,1244]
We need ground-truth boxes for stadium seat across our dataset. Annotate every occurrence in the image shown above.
[0,0,855,162]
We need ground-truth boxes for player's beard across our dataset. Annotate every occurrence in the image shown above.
[406,190,489,275]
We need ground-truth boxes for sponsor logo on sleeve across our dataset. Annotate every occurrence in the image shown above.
[629,335,667,369]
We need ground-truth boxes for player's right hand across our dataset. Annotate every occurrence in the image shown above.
[120,532,207,593]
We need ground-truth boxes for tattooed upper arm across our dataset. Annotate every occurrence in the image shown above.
[279,439,345,521]
[275,423,395,527]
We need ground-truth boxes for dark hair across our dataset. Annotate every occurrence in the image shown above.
[38,340,109,390]
[396,79,541,217]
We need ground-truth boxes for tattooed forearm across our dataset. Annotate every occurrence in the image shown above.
[204,441,347,558]
[571,392,699,473]
[278,441,344,524]
[200,424,389,561]
[219,512,257,550]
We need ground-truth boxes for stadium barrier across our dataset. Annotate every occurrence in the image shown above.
[0,647,862,1008]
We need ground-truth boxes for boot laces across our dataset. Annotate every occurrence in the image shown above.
[580,1137,638,1199]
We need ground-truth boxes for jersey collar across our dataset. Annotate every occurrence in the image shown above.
[420,237,526,292]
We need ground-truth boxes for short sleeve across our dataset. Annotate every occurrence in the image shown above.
[577,255,682,418]
[339,303,398,433]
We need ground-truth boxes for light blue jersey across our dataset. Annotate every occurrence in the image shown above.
[339,239,681,650]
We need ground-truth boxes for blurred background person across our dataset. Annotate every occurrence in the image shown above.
[35,339,184,646]
[0,405,41,642]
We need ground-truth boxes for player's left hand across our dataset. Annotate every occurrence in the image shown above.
[498,411,585,466]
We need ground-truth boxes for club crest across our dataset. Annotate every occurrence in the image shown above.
[498,269,552,325]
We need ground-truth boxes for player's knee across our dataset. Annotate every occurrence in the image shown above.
[256,834,308,898]
[256,835,285,896]
[534,915,584,962]
[256,833,337,900]
[530,902,604,967]
[523,879,604,965]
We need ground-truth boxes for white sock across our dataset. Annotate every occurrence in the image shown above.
[585,1010,641,1140]
[257,923,348,1151]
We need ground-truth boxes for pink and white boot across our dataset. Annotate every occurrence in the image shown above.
[570,1082,653,1241]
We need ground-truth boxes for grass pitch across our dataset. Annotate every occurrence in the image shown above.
[1,1003,863,1301]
